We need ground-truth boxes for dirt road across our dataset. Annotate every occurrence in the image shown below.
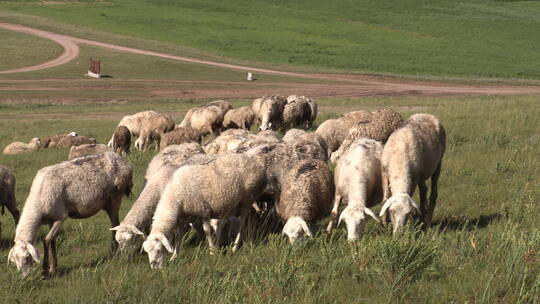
[1,22,540,99]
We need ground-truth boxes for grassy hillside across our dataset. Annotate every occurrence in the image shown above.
[0,27,62,70]
[1,0,540,79]
[0,95,538,303]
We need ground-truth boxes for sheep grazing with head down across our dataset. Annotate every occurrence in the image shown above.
[134,113,176,151]
[0,166,20,236]
[142,153,266,268]
[159,126,202,151]
[331,108,403,163]
[113,126,131,155]
[285,95,318,128]
[180,106,225,136]
[223,106,256,130]
[107,110,161,147]
[68,143,112,160]
[379,113,446,233]
[327,138,383,240]
[282,97,312,131]
[8,152,132,277]
[3,137,41,155]
[112,143,206,252]
[258,94,287,131]
[277,159,334,243]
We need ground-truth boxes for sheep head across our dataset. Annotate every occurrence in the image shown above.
[8,241,40,277]
[142,233,174,269]
[111,224,145,252]
[338,205,379,241]
[282,217,312,243]
[379,193,420,234]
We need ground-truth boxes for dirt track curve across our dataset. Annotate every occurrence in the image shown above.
[2,22,540,98]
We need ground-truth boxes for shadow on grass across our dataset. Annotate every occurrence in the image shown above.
[434,213,502,232]
[0,237,13,250]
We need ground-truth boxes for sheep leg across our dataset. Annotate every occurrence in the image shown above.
[202,219,218,254]
[326,194,342,233]
[43,220,64,276]
[381,170,391,224]
[426,162,442,228]
[232,207,250,253]
[418,181,428,227]
[106,203,121,252]
[6,194,20,225]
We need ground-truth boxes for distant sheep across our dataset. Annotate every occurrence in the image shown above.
[159,126,202,151]
[277,159,334,243]
[8,152,132,276]
[286,95,317,128]
[135,113,176,151]
[49,135,97,148]
[142,153,266,268]
[3,137,41,155]
[259,95,287,131]
[329,138,383,240]
[40,132,77,149]
[0,166,20,236]
[331,108,403,163]
[315,119,348,154]
[108,110,161,146]
[68,144,112,160]
[113,126,131,155]
[379,114,446,233]
[282,97,312,130]
[180,105,224,136]
[223,106,256,130]
[203,100,233,116]
[282,129,328,159]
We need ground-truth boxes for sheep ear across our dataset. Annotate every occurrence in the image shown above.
[25,242,40,263]
[7,248,13,265]
[300,219,312,237]
[379,199,393,219]
[408,197,421,215]
[127,224,146,237]
[110,226,120,231]
[161,236,174,253]
[364,208,380,223]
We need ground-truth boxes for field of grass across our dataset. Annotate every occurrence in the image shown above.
[2,0,540,80]
[0,95,538,303]
[0,27,63,71]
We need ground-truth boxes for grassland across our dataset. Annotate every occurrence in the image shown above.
[2,0,540,80]
[0,95,538,303]
[0,27,63,70]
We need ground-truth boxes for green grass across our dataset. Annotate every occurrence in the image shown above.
[0,27,63,70]
[0,95,538,303]
[2,0,540,80]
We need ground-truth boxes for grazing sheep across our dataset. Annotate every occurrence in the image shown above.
[341,110,373,127]
[223,106,256,130]
[379,114,446,233]
[68,144,112,160]
[142,153,266,268]
[282,98,312,131]
[49,135,97,148]
[204,129,254,154]
[0,166,20,236]
[134,113,176,151]
[259,95,287,131]
[8,152,132,276]
[112,143,206,252]
[331,108,403,163]
[315,119,348,154]
[277,159,334,243]
[159,127,202,151]
[113,126,131,155]
[107,110,160,147]
[180,105,224,136]
[203,100,233,116]
[3,138,41,155]
[328,138,383,240]
[282,129,328,159]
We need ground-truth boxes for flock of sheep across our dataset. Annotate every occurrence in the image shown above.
[1,94,446,276]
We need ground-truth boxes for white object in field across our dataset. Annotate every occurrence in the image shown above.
[86,70,101,78]
[247,72,253,81]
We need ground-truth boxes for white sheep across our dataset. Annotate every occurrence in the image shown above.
[2,137,41,155]
[107,110,160,147]
[379,113,446,233]
[134,113,176,151]
[142,153,266,268]
[111,143,205,252]
[8,152,133,276]
[328,138,383,240]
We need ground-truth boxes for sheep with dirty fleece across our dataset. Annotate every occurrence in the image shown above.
[159,126,202,151]
[281,97,312,131]
[142,153,267,268]
[39,132,77,149]
[8,152,133,277]
[327,138,383,240]
[112,126,131,155]
[282,129,328,159]
[277,159,334,243]
[331,108,403,163]
[0,166,20,236]
[134,113,176,151]
[107,110,161,147]
[205,129,278,155]
[2,137,41,155]
[49,135,97,148]
[112,143,206,252]
[68,143,112,160]
[379,113,446,233]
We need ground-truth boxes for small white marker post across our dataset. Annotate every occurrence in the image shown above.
[247,72,254,81]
